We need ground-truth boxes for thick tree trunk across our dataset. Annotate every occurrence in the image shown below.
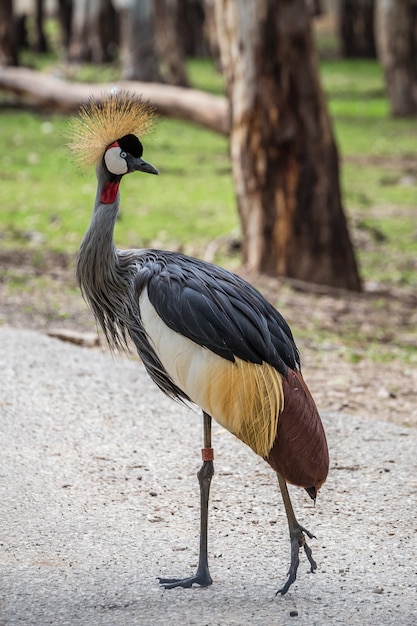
[0,0,18,66]
[57,0,73,50]
[214,0,361,290]
[155,0,189,86]
[35,0,48,53]
[97,0,119,63]
[339,0,376,58]
[178,0,208,57]
[119,0,161,81]
[375,0,417,117]
[15,14,29,51]
[203,0,221,68]
[68,0,115,63]
[306,0,323,17]
[68,0,92,61]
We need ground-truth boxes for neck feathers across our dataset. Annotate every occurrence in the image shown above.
[77,165,136,352]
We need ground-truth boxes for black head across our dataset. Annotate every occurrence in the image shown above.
[117,134,144,158]
[103,134,159,176]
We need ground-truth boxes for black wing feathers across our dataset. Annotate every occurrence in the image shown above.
[137,251,300,375]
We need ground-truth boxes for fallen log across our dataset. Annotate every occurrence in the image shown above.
[0,65,229,135]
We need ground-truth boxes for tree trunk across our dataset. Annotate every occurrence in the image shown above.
[15,14,29,51]
[339,0,376,58]
[155,0,189,86]
[68,0,93,61]
[214,0,361,290]
[68,0,114,63]
[306,0,323,17]
[375,0,417,117]
[57,0,73,50]
[97,0,119,63]
[119,0,162,81]
[204,0,221,68]
[178,0,209,57]
[0,0,18,66]
[35,0,49,53]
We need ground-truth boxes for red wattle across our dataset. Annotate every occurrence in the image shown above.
[101,181,120,204]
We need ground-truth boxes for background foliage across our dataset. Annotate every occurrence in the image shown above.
[1,57,417,289]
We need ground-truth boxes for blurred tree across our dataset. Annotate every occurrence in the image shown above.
[155,0,189,86]
[204,0,221,67]
[339,0,376,58]
[307,0,323,17]
[375,0,417,117]
[179,0,208,57]
[68,0,93,61]
[35,0,49,53]
[213,0,361,290]
[118,0,161,81]
[15,13,29,52]
[99,0,119,62]
[0,0,18,66]
[57,0,73,50]
[68,0,117,63]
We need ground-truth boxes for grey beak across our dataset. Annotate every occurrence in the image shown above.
[133,157,159,176]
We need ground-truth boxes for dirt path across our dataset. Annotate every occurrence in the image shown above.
[1,327,416,625]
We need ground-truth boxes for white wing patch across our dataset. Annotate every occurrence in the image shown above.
[139,289,284,457]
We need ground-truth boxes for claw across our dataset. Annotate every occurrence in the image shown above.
[276,524,316,595]
[158,570,212,589]
[298,524,316,541]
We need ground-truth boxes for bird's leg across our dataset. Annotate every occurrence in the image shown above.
[276,472,317,595]
[158,411,214,589]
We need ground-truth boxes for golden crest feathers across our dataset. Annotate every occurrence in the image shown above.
[67,90,156,169]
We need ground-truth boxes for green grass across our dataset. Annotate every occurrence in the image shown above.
[187,58,225,95]
[0,109,235,255]
[321,59,417,154]
[1,56,417,290]
[319,59,417,288]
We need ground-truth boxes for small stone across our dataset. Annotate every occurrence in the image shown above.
[377,387,396,399]
[289,610,299,617]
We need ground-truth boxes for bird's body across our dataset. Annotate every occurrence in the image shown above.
[71,92,329,595]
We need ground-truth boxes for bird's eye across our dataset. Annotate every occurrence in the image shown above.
[120,151,127,159]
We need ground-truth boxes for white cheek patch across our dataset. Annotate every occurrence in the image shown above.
[104,146,128,175]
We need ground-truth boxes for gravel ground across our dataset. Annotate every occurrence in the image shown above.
[0,327,416,626]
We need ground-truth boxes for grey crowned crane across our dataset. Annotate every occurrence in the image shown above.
[69,91,329,595]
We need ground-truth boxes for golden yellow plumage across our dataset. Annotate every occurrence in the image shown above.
[197,357,284,458]
[138,290,284,459]
[67,90,156,169]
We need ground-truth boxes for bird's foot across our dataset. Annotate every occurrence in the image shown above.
[276,523,317,596]
[158,566,212,589]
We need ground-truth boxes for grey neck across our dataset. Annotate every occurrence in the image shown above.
[76,165,136,351]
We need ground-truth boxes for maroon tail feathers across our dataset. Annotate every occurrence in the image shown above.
[265,369,329,496]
